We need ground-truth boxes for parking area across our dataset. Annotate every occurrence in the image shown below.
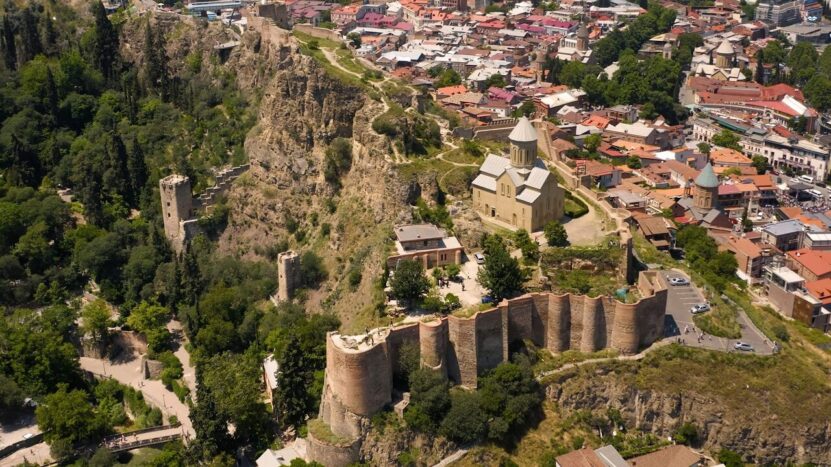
[661,271,774,355]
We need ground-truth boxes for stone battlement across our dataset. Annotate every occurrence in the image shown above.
[311,271,667,465]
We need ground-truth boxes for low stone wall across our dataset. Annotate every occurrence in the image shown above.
[293,24,342,42]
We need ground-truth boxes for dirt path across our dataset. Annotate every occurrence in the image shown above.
[167,320,198,397]
[536,340,671,381]
[561,196,606,246]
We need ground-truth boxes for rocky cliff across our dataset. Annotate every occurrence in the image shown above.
[215,27,441,328]
[547,362,831,465]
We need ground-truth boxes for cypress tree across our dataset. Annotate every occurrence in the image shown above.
[92,1,118,81]
[126,136,148,207]
[275,333,312,429]
[755,50,765,84]
[42,14,56,53]
[8,135,41,187]
[1,15,16,70]
[45,67,59,119]
[19,7,41,64]
[103,134,131,201]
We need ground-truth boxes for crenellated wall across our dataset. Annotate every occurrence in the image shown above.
[310,271,667,466]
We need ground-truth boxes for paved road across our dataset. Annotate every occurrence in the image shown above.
[661,271,774,355]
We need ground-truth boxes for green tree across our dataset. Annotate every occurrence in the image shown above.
[626,155,642,169]
[275,333,311,429]
[435,68,461,87]
[81,299,112,343]
[390,259,430,308]
[478,362,541,444]
[323,137,352,188]
[91,1,119,81]
[513,229,540,264]
[404,369,450,433]
[0,375,24,420]
[346,32,361,47]
[512,100,536,118]
[439,392,487,443]
[201,353,271,447]
[717,449,743,467]
[37,385,106,448]
[126,302,170,353]
[754,50,765,84]
[787,41,818,86]
[544,221,569,247]
[697,142,711,155]
[673,422,699,445]
[485,73,507,88]
[805,75,831,112]
[751,155,769,174]
[2,15,17,70]
[712,129,742,151]
[299,251,328,288]
[478,235,524,302]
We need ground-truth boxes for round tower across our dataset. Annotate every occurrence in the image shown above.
[508,117,538,169]
[693,163,719,210]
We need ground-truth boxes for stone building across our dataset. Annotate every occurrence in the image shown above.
[308,270,668,466]
[471,117,564,232]
[386,224,464,269]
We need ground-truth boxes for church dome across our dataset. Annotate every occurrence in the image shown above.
[509,116,537,143]
[695,163,719,188]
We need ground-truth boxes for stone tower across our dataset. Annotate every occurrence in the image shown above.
[159,174,193,253]
[533,44,548,82]
[576,22,589,53]
[693,163,719,210]
[715,39,735,68]
[663,41,672,59]
[508,117,538,170]
[277,251,301,302]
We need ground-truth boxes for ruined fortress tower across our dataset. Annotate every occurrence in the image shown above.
[159,175,195,254]
[277,251,301,302]
[307,271,669,466]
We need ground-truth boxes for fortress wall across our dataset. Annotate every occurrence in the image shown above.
[505,295,536,345]
[318,377,364,439]
[419,319,448,377]
[568,295,586,350]
[325,334,392,418]
[579,296,604,353]
[531,293,549,347]
[636,288,667,348]
[307,429,361,467]
[546,294,571,352]
[386,324,420,382]
[601,296,616,347]
[475,308,508,377]
[610,302,639,355]
[447,316,477,387]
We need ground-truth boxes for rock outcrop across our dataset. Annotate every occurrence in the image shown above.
[547,364,831,466]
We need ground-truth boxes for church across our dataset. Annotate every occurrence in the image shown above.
[471,117,565,232]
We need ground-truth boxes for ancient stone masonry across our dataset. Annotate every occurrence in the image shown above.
[276,250,301,302]
[310,271,668,466]
[158,164,249,253]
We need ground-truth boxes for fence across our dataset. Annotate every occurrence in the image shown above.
[0,433,45,460]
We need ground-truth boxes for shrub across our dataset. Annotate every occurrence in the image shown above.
[674,422,699,445]
[440,392,486,443]
[300,251,328,288]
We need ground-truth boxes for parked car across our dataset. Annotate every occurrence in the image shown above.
[474,252,485,265]
[690,303,710,314]
[734,342,754,352]
[669,277,689,286]
[481,295,494,304]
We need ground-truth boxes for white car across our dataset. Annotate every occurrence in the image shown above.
[669,277,690,286]
[690,303,710,314]
[734,342,754,352]
[474,253,485,265]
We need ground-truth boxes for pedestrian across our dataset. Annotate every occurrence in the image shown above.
[461,283,465,291]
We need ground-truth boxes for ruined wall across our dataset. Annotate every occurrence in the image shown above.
[307,429,362,466]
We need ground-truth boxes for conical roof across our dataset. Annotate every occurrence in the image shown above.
[716,39,734,55]
[695,163,719,188]
[509,117,537,142]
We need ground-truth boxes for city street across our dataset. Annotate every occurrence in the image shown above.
[661,271,774,355]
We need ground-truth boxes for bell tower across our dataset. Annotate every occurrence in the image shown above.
[508,117,538,170]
